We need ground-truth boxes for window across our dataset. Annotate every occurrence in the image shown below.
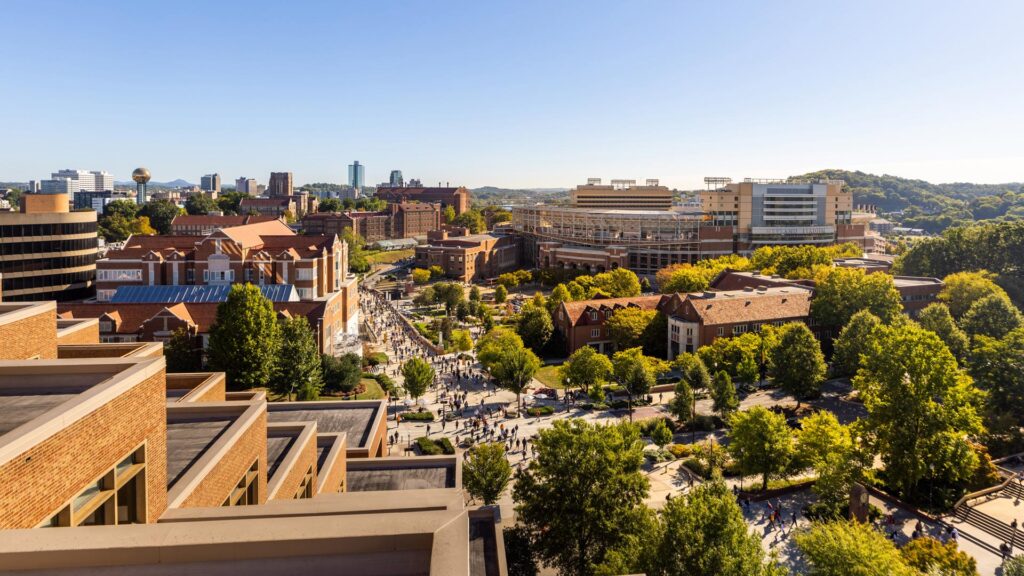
[295,466,314,499]
[223,460,259,507]
[96,289,116,302]
[96,269,142,282]
[41,445,146,528]
[591,329,600,338]
[297,288,313,299]
[732,324,748,335]
[99,320,114,333]
[589,311,598,321]
[244,268,252,282]
[296,267,315,281]
[717,327,725,336]
[186,269,194,283]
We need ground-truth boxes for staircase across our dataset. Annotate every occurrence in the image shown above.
[952,482,1024,554]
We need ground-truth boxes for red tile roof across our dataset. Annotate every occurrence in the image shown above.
[171,215,280,228]
[679,287,812,326]
[58,300,330,334]
[559,295,665,326]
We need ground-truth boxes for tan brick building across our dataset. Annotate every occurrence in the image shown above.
[0,298,499,575]
[415,229,521,282]
[375,186,471,215]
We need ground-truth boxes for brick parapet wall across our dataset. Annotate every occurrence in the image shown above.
[179,411,267,508]
[0,308,57,360]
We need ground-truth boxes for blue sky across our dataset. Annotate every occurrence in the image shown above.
[3,0,1023,189]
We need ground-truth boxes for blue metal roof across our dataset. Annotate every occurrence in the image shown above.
[110,284,299,303]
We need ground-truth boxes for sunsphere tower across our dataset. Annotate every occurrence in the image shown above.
[132,167,151,204]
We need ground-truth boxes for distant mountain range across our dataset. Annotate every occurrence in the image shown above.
[114,179,195,188]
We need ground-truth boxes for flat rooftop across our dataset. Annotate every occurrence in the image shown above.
[347,460,456,492]
[166,415,236,488]
[0,368,122,438]
[267,435,298,480]
[893,276,944,288]
[267,401,381,448]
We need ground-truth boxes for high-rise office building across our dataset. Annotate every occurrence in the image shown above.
[235,177,258,194]
[40,178,75,195]
[348,161,364,195]
[48,170,114,194]
[27,180,40,193]
[201,173,221,193]
[268,172,294,197]
[389,170,404,188]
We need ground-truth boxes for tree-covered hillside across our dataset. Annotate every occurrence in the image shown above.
[793,169,1024,233]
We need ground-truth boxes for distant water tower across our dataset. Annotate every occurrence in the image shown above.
[132,167,151,204]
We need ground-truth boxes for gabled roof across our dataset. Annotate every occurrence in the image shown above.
[559,295,664,326]
[58,300,330,335]
[677,287,812,326]
[171,215,280,229]
[219,220,296,248]
[105,236,199,259]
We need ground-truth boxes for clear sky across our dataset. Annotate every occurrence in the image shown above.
[3,0,1023,189]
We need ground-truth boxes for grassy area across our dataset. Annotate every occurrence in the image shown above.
[534,364,565,389]
[366,248,414,265]
[354,378,386,400]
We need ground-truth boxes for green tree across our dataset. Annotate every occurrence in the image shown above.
[656,476,782,576]
[401,357,435,400]
[273,316,324,401]
[939,271,1009,319]
[341,227,370,273]
[606,307,657,351]
[727,406,794,491]
[513,419,649,576]
[469,285,481,301]
[613,347,657,422]
[651,419,673,448]
[668,380,694,425]
[411,268,431,285]
[321,353,362,394]
[139,199,182,234]
[710,371,738,418]
[429,265,445,279]
[216,191,248,214]
[516,301,553,351]
[103,199,139,219]
[832,310,883,377]
[442,205,456,224]
[794,521,916,576]
[463,442,513,505]
[810,267,903,327]
[796,411,867,517]
[560,345,613,395]
[318,197,343,212]
[449,329,473,352]
[164,327,201,372]
[854,323,984,499]
[673,352,712,391]
[548,283,572,313]
[476,327,525,368]
[208,284,281,390]
[770,322,826,403]
[960,293,1023,339]
[453,209,486,233]
[494,284,508,304]
[183,193,218,216]
[900,537,978,576]
[597,268,642,298]
[917,303,969,361]
[492,345,541,411]
[969,328,1024,433]
[1005,556,1024,576]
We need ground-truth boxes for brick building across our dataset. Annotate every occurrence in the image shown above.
[414,229,521,282]
[170,214,282,235]
[0,300,497,575]
[301,202,441,242]
[239,196,296,218]
[57,286,358,357]
[664,286,814,358]
[375,186,471,215]
[94,220,349,302]
[554,295,666,355]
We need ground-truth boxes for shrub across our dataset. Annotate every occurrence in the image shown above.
[526,406,555,417]
[364,352,389,366]
[402,410,435,422]
[645,448,675,463]
[438,437,456,455]
[416,436,442,455]
[667,444,691,459]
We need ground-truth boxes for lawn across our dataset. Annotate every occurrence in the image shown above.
[534,364,565,389]
[353,378,386,400]
[366,248,415,265]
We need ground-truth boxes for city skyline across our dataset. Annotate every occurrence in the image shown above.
[3,0,1023,189]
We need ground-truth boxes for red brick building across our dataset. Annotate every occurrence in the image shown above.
[664,286,814,359]
[301,202,441,242]
[170,214,283,235]
[56,287,356,356]
[375,186,470,215]
[554,295,666,355]
[94,220,349,302]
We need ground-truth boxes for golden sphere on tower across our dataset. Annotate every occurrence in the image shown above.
[131,167,151,184]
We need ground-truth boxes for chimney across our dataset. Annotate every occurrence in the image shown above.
[743,286,754,292]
